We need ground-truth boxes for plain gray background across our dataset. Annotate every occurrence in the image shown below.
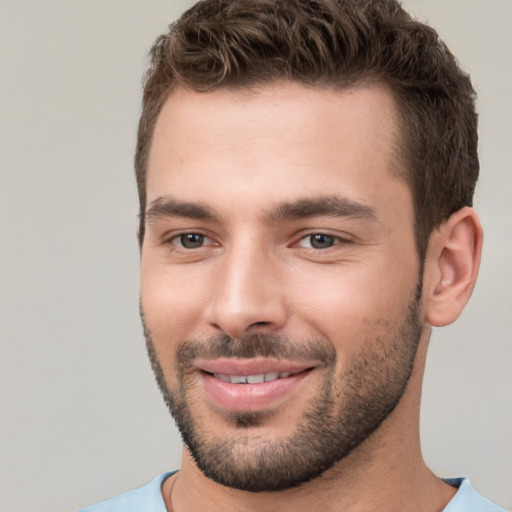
[1,1,511,511]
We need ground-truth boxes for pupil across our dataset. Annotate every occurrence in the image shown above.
[181,233,204,248]
[311,234,334,249]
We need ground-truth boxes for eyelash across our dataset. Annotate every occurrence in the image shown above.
[295,233,349,250]
[169,232,216,250]
[167,231,350,251]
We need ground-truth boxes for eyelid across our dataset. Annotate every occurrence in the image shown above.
[166,230,218,248]
[293,231,353,249]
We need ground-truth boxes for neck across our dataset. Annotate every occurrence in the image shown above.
[164,333,456,512]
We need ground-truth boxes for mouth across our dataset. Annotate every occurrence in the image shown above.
[208,369,305,384]
[195,358,316,412]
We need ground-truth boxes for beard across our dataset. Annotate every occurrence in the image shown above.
[141,283,423,493]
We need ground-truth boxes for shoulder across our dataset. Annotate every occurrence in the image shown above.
[77,472,177,512]
[443,478,510,512]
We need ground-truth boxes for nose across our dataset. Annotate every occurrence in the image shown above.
[207,242,288,339]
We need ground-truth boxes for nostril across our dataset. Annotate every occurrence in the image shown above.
[209,291,288,338]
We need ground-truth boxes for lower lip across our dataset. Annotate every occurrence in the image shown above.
[201,370,312,411]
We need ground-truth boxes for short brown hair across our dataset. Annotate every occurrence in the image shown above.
[135,0,478,259]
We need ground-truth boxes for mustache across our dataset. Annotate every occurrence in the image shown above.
[175,334,336,370]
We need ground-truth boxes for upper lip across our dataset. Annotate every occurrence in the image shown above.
[196,358,316,376]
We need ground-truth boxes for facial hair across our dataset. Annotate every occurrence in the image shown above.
[141,283,423,492]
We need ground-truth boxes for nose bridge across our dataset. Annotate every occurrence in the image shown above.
[209,235,287,337]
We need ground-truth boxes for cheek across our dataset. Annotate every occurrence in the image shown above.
[289,261,418,352]
[140,263,211,348]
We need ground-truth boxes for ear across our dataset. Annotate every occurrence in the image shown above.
[423,207,483,327]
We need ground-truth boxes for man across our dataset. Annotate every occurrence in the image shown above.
[80,0,507,510]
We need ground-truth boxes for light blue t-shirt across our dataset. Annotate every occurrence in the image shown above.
[78,472,176,512]
[78,473,508,511]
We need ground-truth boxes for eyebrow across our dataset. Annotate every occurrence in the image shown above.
[146,197,219,222]
[145,194,376,225]
[265,195,377,223]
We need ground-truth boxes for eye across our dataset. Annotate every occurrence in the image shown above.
[296,233,349,250]
[174,233,207,249]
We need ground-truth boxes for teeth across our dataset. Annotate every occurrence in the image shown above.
[230,375,248,384]
[213,372,297,384]
[247,374,265,384]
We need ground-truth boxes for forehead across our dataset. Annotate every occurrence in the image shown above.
[147,82,408,218]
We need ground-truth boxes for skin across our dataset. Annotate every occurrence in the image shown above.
[140,82,482,512]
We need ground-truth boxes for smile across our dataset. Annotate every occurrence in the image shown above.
[197,361,315,411]
[211,371,301,384]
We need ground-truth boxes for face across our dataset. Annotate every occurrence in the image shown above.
[140,83,424,491]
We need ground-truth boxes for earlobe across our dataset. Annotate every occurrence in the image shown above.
[424,207,483,327]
